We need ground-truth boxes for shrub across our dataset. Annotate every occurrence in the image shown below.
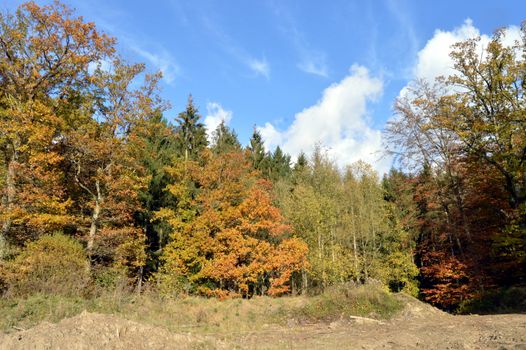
[2,233,90,297]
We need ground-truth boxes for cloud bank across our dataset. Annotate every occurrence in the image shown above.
[259,64,389,174]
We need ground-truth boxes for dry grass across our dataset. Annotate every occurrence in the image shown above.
[0,283,401,336]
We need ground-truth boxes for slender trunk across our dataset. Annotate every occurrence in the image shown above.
[317,229,326,288]
[87,179,102,261]
[301,268,308,294]
[1,148,18,259]
[330,226,336,264]
[350,206,359,278]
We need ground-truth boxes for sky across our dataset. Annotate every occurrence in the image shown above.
[3,0,526,174]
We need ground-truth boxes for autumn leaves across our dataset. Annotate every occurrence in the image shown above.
[156,152,308,297]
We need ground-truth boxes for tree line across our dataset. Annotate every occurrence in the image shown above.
[0,2,524,311]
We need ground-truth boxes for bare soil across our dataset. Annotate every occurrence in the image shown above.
[1,295,525,349]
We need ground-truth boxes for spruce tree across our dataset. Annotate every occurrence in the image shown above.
[175,95,208,161]
[247,127,266,170]
[210,120,241,154]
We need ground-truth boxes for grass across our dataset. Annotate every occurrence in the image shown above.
[294,283,402,322]
[0,282,402,335]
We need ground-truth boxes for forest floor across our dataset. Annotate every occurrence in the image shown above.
[1,294,525,349]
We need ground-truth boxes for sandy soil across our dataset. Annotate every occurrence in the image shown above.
[1,295,525,349]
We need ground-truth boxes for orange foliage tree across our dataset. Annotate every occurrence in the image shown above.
[0,2,114,255]
[156,150,308,297]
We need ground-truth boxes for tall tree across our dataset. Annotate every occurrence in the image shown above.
[0,1,114,257]
[446,29,526,213]
[247,127,266,171]
[132,111,179,268]
[174,95,207,161]
[64,60,158,276]
[267,146,291,181]
[210,121,241,154]
[156,150,308,297]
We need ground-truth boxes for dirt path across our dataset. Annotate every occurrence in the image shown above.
[1,296,525,349]
[229,313,526,349]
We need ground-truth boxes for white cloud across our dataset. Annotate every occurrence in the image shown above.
[248,58,270,79]
[203,102,233,142]
[414,19,482,83]
[258,64,391,175]
[412,19,521,84]
[129,46,180,84]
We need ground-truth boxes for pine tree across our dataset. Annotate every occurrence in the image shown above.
[131,110,179,271]
[268,146,291,181]
[210,121,241,154]
[247,127,266,171]
[175,95,207,161]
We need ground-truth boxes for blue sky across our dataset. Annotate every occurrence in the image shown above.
[3,0,525,173]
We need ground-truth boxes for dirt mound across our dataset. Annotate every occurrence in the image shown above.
[393,293,448,320]
[0,311,225,350]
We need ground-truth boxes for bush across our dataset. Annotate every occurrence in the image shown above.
[2,233,90,297]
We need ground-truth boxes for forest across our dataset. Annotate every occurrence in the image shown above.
[0,1,525,314]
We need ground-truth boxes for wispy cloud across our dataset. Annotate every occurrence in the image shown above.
[386,0,419,78]
[128,45,180,84]
[201,15,271,80]
[66,0,181,85]
[269,2,329,78]
[297,56,328,77]
[248,58,270,79]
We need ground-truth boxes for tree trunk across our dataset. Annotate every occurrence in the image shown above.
[87,180,102,262]
[351,206,359,277]
[301,268,308,294]
[1,148,18,259]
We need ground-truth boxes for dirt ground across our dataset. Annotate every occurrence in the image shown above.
[1,295,525,349]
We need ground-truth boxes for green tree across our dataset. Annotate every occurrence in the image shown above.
[210,121,241,154]
[247,127,266,171]
[175,95,207,161]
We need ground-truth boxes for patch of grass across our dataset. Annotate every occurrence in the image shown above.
[0,293,88,331]
[0,282,403,335]
[295,283,402,322]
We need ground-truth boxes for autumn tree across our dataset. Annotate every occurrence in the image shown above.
[384,25,526,308]
[155,150,308,297]
[275,148,417,293]
[63,61,164,279]
[0,1,114,257]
